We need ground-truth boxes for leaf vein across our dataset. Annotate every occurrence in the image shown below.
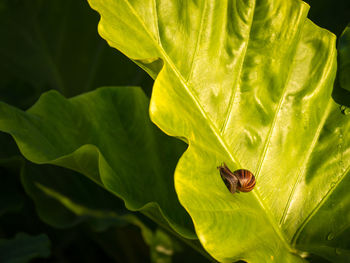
[220,0,256,134]
[186,0,208,82]
[281,101,332,227]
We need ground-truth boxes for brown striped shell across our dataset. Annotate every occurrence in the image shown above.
[217,163,255,194]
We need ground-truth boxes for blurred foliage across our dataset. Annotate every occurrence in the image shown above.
[0,233,50,263]
[0,0,206,262]
[0,0,153,109]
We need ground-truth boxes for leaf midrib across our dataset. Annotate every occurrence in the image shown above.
[122,0,293,252]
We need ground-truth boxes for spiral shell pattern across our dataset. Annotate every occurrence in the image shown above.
[218,163,255,194]
[234,169,256,192]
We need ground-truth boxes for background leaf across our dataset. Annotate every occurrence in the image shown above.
[0,86,195,239]
[0,233,50,263]
[87,0,349,262]
[0,0,156,238]
[21,163,131,230]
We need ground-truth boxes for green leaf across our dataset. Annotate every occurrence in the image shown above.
[0,233,50,263]
[0,86,195,239]
[87,0,349,262]
[339,24,350,91]
[21,162,130,231]
[0,135,130,231]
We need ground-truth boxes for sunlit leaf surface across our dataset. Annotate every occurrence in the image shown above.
[87,0,349,262]
[339,24,350,91]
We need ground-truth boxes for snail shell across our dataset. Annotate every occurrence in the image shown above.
[217,163,255,194]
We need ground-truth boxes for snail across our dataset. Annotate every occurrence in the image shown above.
[217,163,255,194]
